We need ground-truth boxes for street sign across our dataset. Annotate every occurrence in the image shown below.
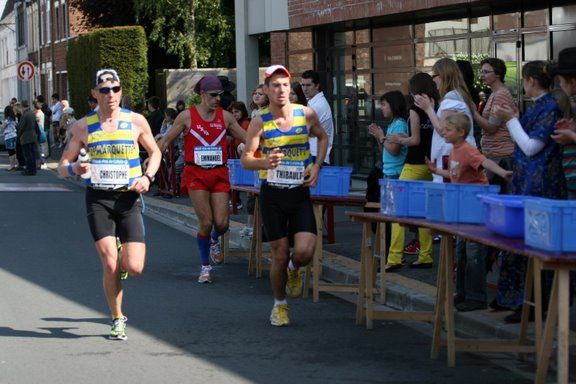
[17,60,35,81]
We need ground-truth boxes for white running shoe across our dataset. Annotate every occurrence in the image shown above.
[198,265,213,283]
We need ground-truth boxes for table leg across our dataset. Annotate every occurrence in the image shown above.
[557,269,570,384]
[356,222,370,326]
[431,234,447,360]
[313,204,323,303]
[377,223,387,305]
[443,235,456,367]
[518,258,536,361]
[535,270,559,384]
[366,224,375,330]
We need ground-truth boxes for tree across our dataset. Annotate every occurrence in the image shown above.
[132,0,234,68]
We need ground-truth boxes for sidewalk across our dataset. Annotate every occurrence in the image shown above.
[38,154,574,359]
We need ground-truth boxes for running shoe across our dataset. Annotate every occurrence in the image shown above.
[270,304,290,327]
[117,237,128,280]
[286,268,303,298]
[209,239,223,265]
[198,265,213,283]
[109,316,128,340]
[403,239,420,255]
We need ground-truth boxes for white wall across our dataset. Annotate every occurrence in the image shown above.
[0,10,17,106]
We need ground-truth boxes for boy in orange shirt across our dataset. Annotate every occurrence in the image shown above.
[426,112,512,311]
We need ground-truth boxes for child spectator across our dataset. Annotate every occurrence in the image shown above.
[426,113,512,311]
[156,108,178,140]
[386,73,438,270]
[494,60,566,322]
[367,90,409,271]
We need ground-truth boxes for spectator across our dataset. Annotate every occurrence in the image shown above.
[218,76,236,110]
[17,100,38,176]
[3,105,18,171]
[147,96,164,137]
[473,58,515,193]
[50,93,63,148]
[176,99,186,115]
[414,57,477,183]
[301,69,335,164]
[121,95,133,110]
[88,95,98,111]
[10,97,17,106]
[62,107,76,146]
[250,84,268,118]
[290,81,307,105]
[33,101,47,169]
[426,112,511,311]
[494,60,566,323]
[368,91,409,272]
[156,107,178,140]
[386,73,438,270]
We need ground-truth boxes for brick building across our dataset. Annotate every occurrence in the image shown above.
[1,0,95,105]
[236,0,576,176]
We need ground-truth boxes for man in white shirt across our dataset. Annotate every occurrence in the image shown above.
[50,93,63,147]
[301,70,334,164]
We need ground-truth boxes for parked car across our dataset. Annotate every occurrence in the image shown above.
[0,110,5,149]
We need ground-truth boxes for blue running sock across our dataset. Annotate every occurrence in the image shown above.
[197,233,210,265]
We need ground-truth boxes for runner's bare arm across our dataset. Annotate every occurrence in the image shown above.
[131,113,162,193]
[224,110,247,143]
[57,119,89,177]
[157,110,188,152]
[241,117,269,170]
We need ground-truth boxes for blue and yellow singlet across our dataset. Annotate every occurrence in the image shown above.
[260,104,312,187]
[85,108,142,190]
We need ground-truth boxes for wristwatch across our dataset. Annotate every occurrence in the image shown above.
[144,172,155,183]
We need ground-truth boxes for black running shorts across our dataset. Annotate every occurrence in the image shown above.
[259,184,317,242]
[85,188,145,243]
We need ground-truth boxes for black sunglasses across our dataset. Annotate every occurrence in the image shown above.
[207,91,224,97]
[98,86,122,94]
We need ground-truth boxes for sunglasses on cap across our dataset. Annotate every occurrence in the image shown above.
[207,91,224,97]
[98,86,122,94]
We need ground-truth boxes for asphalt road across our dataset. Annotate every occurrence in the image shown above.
[0,158,536,384]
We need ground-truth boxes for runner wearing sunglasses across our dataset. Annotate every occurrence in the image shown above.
[158,75,246,284]
[57,68,162,340]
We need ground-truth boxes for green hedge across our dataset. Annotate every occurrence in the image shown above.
[67,26,148,117]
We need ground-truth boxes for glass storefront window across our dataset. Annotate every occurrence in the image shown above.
[373,72,411,95]
[415,39,469,69]
[415,19,468,38]
[523,33,548,61]
[552,4,576,24]
[373,25,412,42]
[356,48,371,70]
[356,29,370,44]
[334,31,354,46]
[495,41,519,98]
[289,53,314,76]
[552,30,576,59]
[494,12,520,30]
[373,45,414,69]
[524,9,548,28]
[471,37,490,59]
[470,16,490,32]
[288,31,312,50]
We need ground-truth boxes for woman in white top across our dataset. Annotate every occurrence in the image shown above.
[414,57,477,183]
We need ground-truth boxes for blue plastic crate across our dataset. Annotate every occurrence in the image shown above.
[425,183,500,224]
[379,179,429,217]
[525,199,576,253]
[478,194,541,238]
[310,166,352,196]
[228,159,255,186]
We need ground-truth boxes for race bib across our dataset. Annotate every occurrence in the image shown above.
[90,159,130,189]
[267,160,305,186]
[194,146,223,167]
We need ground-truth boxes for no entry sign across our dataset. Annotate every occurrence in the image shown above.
[17,60,35,81]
